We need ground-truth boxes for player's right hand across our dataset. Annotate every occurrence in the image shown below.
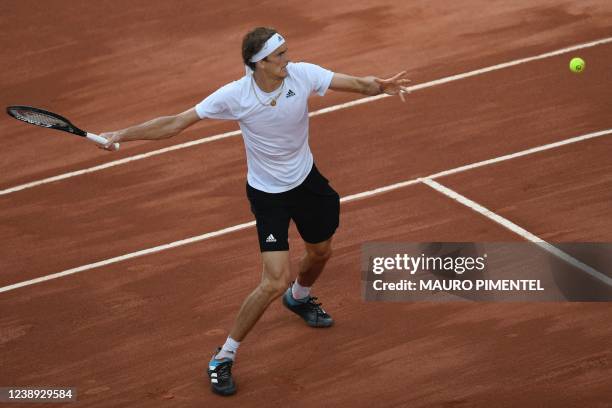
[98,131,122,151]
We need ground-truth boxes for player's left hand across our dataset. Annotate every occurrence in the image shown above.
[375,71,411,102]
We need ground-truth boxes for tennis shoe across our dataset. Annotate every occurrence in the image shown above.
[206,347,236,396]
[282,287,334,327]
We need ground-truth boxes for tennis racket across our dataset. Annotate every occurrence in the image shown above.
[6,105,120,151]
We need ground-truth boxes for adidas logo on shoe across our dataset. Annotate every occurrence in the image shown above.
[266,234,277,243]
[286,89,295,98]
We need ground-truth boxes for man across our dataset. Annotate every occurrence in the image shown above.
[100,27,410,396]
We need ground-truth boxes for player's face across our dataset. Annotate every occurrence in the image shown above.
[262,44,289,79]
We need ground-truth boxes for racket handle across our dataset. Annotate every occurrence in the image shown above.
[87,132,120,151]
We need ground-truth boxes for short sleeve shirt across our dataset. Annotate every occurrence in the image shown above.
[195,62,334,193]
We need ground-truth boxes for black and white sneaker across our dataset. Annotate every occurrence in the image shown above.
[282,287,334,327]
[206,348,236,396]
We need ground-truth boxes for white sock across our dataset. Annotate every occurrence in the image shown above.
[216,336,240,360]
[291,280,311,300]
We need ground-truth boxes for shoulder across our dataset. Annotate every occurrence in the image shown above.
[214,77,248,98]
[287,61,330,75]
[287,62,334,96]
[205,77,252,109]
[196,76,251,119]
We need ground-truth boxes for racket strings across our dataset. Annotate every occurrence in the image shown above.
[13,110,67,128]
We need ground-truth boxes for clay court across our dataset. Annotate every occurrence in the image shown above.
[2,1,612,406]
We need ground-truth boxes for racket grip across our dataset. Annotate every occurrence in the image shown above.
[87,132,120,151]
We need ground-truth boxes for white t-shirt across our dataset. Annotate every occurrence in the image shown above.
[195,62,334,193]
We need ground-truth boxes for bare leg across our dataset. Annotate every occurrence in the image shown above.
[228,251,291,342]
[297,238,333,287]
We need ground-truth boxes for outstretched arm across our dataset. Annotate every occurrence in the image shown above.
[98,107,200,150]
[329,71,411,101]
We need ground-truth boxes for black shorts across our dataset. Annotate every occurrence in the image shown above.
[246,164,340,252]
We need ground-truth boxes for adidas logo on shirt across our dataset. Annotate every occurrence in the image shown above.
[266,234,277,243]
[286,89,295,98]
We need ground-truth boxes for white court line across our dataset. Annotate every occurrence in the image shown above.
[0,221,255,294]
[422,178,612,287]
[0,129,241,196]
[1,127,610,294]
[341,128,612,202]
[2,36,611,197]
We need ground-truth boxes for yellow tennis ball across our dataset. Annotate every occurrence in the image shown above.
[569,57,585,73]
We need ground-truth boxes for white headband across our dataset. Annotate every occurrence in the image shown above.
[250,33,285,63]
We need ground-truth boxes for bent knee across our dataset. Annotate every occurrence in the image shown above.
[259,279,290,298]
[259,267,291,297]
[306,245,333,263]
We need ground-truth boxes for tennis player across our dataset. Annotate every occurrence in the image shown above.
[100,27,410,396]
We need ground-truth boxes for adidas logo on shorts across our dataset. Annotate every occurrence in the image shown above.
[266,234,277,243]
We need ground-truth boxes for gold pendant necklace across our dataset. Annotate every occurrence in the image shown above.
[251,77,284,107]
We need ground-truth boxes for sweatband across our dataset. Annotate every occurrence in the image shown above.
[250,33,285,63]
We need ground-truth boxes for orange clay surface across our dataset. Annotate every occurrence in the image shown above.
[1,1,612,406]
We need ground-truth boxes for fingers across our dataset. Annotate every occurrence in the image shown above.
[399,87,411,102]
[377,71,410,83]
[97,132,119,151]
[105,143,120,152]
[99,139,113,151]
[97,143,114,151]
[390,70,407,81]
[390,71,411,84]
[380,76,411,89]
[103,140,118,151]
[376,70,412,102]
